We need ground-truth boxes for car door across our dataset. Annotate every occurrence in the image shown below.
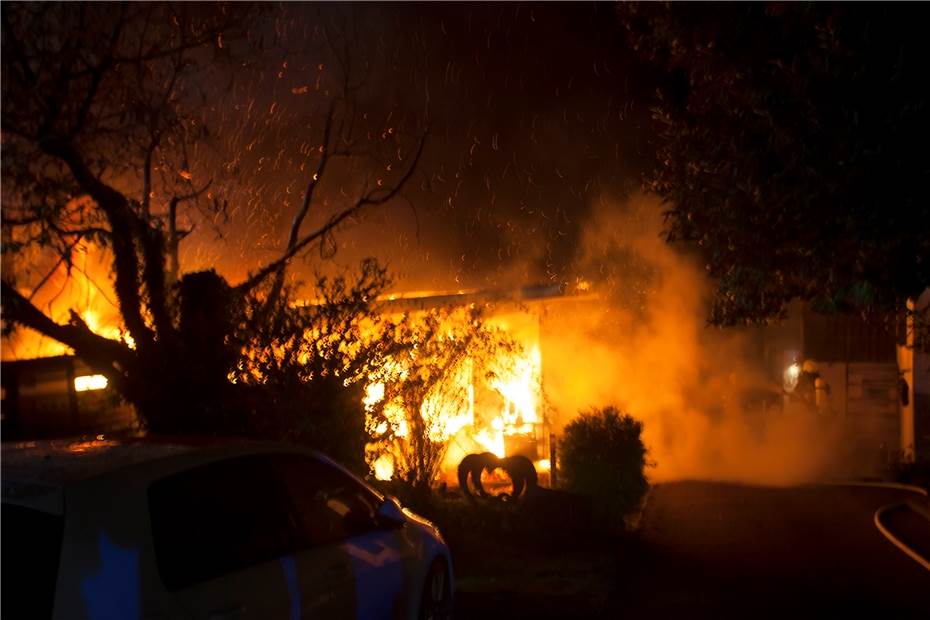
[274,454,409,620]
[147,454,301,620]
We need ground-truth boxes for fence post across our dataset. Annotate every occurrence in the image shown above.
[549,435,558,488]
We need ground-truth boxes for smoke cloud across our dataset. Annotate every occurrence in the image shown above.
[539,195,844,485]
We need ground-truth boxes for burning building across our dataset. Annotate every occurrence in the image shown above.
[361,282,595,486]
[0,267,595,490]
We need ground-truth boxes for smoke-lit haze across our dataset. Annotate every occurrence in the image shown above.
[541,195,844,485]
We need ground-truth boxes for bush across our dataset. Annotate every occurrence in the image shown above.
[559,406,649,526]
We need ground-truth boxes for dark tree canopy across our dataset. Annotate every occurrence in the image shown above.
[618,3,930,326]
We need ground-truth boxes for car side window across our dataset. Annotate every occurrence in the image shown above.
[273,454,384,547]
[1,504,63,620]
[148,455,298,591]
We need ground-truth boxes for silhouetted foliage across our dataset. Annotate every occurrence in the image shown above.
[618,3,930,333]
[1,3,426,438]
[365,307,520,491]
[229,259,390,473]
[560,406,648,525]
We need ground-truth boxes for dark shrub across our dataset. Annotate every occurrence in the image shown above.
[559,406,648,525]
[888,453,930,493]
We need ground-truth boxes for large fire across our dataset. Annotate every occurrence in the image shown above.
[2,244,134,361]
[361,307,548,483]
[5,243,554,486]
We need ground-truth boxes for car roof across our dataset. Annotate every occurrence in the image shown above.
[2,436,382,517]
[1,435,294,486]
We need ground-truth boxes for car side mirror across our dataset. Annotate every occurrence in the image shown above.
[376,496,406,529]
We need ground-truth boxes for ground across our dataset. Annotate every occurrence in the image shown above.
[446,481,930,619]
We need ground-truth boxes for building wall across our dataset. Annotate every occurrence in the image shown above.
[2,356,136,440]
[758,304,904,475]
[846,362,901,470]
[899,289,930,463]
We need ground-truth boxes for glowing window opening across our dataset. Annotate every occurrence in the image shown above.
[74,375,108,392]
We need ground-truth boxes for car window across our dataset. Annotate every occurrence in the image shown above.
[273,454,383,546]
[1,504,64,620]
[148,455,298,591]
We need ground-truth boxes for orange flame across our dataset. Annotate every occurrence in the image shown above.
[3,243,133,360]
[365,330,544,481]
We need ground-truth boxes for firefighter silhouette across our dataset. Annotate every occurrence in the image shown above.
[796,359,831,413]
[795,360,819,404]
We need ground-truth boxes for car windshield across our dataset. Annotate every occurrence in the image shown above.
[1,503,64,620]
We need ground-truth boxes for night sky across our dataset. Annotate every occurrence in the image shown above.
[184,2,655,292]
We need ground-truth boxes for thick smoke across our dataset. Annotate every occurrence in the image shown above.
[540,195,844,485]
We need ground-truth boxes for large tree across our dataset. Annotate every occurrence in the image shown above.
[1,3,426,431]
[618,3,930,332]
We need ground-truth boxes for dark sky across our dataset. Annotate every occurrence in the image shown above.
[184,2,656,292]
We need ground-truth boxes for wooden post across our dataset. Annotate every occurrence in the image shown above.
[899,299,916,463]
[549,435,558,488]
[66,357,80,430]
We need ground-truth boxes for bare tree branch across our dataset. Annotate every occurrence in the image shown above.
[136,221,173,344]
[259,102,339,314]
[66,5,125,141]
[165,180,211,286]
[70,262,119,312]
[236,127,428,295]
[40,138,155,350]
[2,279,133,371]
[26,238,82,302]
[50,224,111,239]
[141,143,155,218]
